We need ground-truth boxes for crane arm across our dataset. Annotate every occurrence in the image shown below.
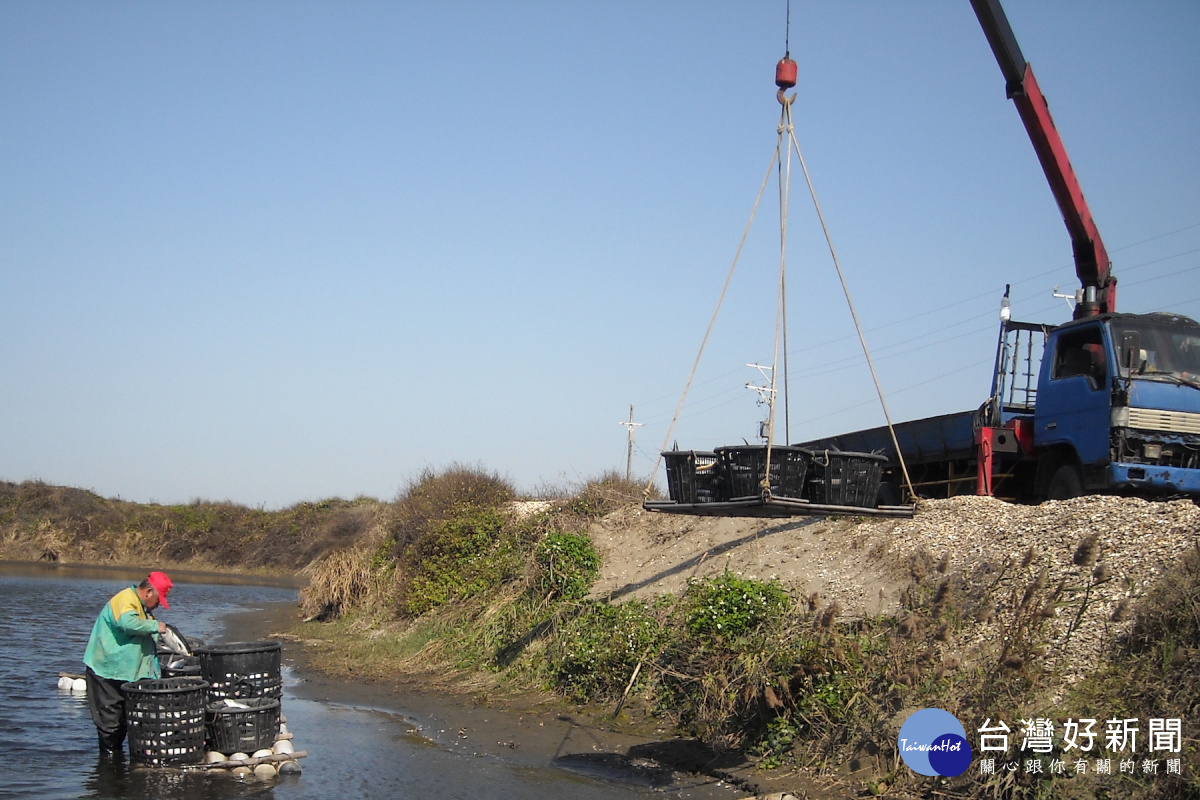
[970,0,1115,317]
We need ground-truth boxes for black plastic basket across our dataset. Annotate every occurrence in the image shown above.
[716,445,812,500]
[161,655,201,679]
[662,450,722,504]
[121,677,209,766]
[196,641,282,701]
[205,697,281,754]
[806,450,887,507]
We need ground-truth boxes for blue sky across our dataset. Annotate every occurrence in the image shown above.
[2,1,1198,508]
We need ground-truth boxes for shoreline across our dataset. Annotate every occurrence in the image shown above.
[220,599,821,800]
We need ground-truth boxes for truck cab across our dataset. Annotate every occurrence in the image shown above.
[1034,312,1200,497]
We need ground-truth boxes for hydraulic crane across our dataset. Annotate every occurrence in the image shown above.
[970,0,1115,318]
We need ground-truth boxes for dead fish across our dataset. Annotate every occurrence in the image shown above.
[157,625,190,656]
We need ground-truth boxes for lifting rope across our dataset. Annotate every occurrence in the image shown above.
[776,89,917,500]
[642,149,780,500]
[644,34,917,505]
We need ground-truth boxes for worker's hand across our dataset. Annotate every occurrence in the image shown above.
[157,621,167,634]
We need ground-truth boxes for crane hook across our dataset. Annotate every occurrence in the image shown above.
[775,55,797,105]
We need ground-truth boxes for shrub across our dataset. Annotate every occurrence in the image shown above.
[565,472,648,518]
[387,465,515,559]
[548,600,665,701]
[683,571,790,640]
[534,531,600,601]
[399,505,521,617]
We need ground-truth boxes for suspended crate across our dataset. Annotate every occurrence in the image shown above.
[646,443,911,518]
[806,450,887,507]
[663,450,722,504]
[716,445,811,500]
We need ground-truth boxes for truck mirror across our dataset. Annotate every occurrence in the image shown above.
[1121,331,1141,371]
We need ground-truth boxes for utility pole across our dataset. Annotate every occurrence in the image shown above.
[619,404,643,482]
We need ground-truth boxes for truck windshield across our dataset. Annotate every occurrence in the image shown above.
[1110,316,1200,382]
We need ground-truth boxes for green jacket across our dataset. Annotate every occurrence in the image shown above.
[82,585,160,682]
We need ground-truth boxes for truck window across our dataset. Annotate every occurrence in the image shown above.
[1109,316,1200,379]
[1052,328,1106,390]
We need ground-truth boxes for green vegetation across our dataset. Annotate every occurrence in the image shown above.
[534,530,600,601]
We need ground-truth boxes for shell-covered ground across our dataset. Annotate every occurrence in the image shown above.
[589,495,1200,683]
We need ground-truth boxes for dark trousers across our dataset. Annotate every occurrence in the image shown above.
[85,667,128,753]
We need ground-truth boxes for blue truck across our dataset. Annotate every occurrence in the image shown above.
[799,0,1200,505]
[801,305,1200,503]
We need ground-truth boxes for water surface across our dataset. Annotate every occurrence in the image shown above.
[0,563,733,800]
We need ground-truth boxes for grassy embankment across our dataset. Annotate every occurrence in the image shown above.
[5,474,1198,798]
[294,467,1200,800]
[0,479,384,574]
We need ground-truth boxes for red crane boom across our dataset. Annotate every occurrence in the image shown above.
[970,0,1115,318]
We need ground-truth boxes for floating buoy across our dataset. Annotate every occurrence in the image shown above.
[273,740,294,755]
[231,766,252,777]
[229,752,249,762]
[204,751,228,763]
[278,760,302,776]
[277,723,289,736]
[253,763,277,778]
[71,678,87,694]
[57,676,73,691]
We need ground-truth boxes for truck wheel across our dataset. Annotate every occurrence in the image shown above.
[1047,464,1083,500]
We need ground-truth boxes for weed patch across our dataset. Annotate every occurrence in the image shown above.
[534,531,600,602]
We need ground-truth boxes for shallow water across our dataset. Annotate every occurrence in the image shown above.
[0,564,731,800]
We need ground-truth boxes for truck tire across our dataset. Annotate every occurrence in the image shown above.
[1047,464,1083,500]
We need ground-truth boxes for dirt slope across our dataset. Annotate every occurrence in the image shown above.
[589,507,905,615]
[588,495,1200,682]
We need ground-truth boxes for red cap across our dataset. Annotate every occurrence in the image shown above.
[148,571,173,609]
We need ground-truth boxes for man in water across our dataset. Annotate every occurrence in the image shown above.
[82,571,172,757]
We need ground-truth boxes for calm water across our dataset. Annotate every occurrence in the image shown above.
[0,564,733,800]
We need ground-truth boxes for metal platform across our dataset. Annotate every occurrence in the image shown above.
[643,496,915,519]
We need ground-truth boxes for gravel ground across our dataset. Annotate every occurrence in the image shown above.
[589,495,1200,685]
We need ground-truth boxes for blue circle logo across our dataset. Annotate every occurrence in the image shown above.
[898,708,972,776]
